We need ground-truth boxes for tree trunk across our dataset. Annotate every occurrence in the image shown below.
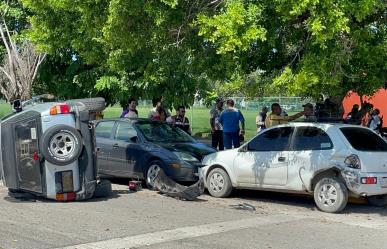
[0,18,46,102]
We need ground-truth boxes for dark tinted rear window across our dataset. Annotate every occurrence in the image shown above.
[340,127,387,151]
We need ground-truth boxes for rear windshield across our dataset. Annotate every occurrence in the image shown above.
[340,127,387,152]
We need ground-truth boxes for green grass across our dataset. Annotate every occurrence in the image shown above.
[103,106,260,140]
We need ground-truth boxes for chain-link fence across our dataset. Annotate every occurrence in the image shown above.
[193,96,313,112]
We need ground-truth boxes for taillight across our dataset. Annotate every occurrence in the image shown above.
[56,192,76,201]
[344,154,361,169]
[361,177,377,184]
[50,104,70,115]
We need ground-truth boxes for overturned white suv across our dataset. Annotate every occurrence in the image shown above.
[201,123,387,213]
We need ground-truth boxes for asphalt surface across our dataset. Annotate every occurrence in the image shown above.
[1,180,387,249]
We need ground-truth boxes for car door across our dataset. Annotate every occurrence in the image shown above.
[234,127,293,186]
[287,126,334,189]
[95,121,116,175]
[110,121,139,176]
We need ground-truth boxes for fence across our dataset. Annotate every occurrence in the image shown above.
[193,97,313,112]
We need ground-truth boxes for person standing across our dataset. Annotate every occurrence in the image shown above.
[256,106,268,133]
[346,104,361,124]
[120,97,138,118]
[218,99,245,149]
[210,98,224,150]
[265,103,305,128]
[302,103,317,122]
[148,96,170,121]
[169,106,191,135]
[368,109,382,133]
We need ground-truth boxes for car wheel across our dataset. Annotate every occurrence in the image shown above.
[207,168,232,198]
[367,195,387,207]
[66,97,106,112]
[40,125,83,166]
[145,160,163,190]
[93,179,112,198]
[313,177,348,213]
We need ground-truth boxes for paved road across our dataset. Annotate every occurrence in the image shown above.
[1,181,387,249]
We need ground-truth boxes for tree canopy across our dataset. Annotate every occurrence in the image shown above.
[20,0,386,104]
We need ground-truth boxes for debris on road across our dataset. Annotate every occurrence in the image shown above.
[153,170,204,201]
[128,180,142,192]
[230,203,256,211]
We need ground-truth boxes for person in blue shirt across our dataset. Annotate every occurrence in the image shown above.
[218,99,245,149]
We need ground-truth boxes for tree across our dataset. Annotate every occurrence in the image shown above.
[0,0,46,101]
[197,0,387,99]
[22,0,386,104]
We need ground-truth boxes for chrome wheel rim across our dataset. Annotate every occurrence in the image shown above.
[49,132,76,159]
[317,183,338,207]
[147,164,161,187]
[209,172,225,193]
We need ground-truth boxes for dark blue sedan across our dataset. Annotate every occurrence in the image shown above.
[95,119,216,188]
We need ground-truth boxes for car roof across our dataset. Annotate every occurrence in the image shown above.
[275,122,369,130]
[95,118,163,125]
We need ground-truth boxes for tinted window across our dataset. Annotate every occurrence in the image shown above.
[95,121,115,139]
[293,127,333,150]
[340,127,387,151]
[248,127,293,151]
[115,122,137,141]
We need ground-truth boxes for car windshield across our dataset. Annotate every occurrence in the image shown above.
[135,122,194,143]
[340,127,387,152]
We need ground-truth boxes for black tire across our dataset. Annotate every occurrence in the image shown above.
[40,125,83,166]
[207,167,232,198]
[313,177,348,213]
[93,179,112,198]
[66,97,106,112]
[368,195,387,207]
[144,160,164,190]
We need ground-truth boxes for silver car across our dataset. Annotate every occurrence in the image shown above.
[0,96,110,201]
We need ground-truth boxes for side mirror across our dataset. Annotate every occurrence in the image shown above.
[129,136,138,143]
[238,145,248,152]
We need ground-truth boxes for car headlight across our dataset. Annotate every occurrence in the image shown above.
[173,152,199,163]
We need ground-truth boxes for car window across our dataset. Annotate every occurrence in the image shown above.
[340,127,387,152]
[95,121,115,139]
[136,122,194,143]
[115,122,137,141]
[293,127,333,150]
[248,127,293,151]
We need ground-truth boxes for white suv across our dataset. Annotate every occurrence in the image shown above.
[201,123,387,213]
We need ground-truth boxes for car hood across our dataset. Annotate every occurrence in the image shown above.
[154,142,216,160]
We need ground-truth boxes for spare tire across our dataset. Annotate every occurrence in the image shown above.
[40,125,83,166]
[66,97,106,112]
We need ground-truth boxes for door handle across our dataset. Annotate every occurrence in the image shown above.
[113,143,119,148]
[278,157,286,162]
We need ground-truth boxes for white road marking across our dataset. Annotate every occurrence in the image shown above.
[59,215,304,249]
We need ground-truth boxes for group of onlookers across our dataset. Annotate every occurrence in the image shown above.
[119,96,384,151]
[346,103,383,133]
[209,98,245,150]
[120,96,191,135]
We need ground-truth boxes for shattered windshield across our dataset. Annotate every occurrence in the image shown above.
[136,122,194,143]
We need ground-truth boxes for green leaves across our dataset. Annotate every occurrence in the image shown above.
[195,0,267,54]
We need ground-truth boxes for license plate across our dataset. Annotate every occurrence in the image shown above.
[381,177,387,188]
